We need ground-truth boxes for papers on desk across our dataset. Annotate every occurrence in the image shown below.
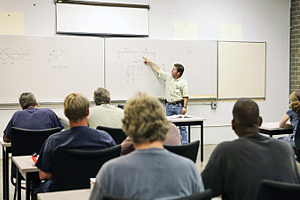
[166,114,194,119]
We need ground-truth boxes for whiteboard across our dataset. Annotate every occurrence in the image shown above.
[56,3,149,36]
[218,41,266,99]
[105,38,217,99]
[0,35,104,103]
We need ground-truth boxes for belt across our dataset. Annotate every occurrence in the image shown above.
[166,100,183,105]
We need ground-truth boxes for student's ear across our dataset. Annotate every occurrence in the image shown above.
[231,119,235,131]
[35,101,39,107]
[259,116,263,126]
[86,109,89,117]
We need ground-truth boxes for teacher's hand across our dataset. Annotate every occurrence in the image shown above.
[182,107,187,115]
[143,57,150,64]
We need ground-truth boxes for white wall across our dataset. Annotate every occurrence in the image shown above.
[0,0,291,150]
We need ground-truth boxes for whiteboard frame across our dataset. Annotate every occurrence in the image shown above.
[56,1,149,37]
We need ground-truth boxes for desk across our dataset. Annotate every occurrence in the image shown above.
[13,156,39,200]
[259,127,293,137]
[167,116,206,162]
[0,139,11,200]
[37,189,91,200]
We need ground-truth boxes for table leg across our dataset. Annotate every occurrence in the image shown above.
[16,170,21,200]
[2,147,6,200]
[188,126,191,143]
[26,174,31,200]
[201,122,203,162]
[3,147,9,200]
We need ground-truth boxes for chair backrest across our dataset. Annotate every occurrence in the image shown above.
[256,179,300,200]
[164,140,200,163]
[10,127,62,156]
[102,189,213,200]
[97,126,127,144]
[52,145,121,192]
[10,127,62,185]
[294,119,300,162]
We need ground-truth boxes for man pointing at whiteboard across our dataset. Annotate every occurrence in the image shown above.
[144,57,189,144]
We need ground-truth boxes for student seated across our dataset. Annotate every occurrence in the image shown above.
[278,91,300,149]
[87,87,124,129]
[36,92,116,192]
[2,92,64,142]
[89,92,204,200]
[201,98,300,200]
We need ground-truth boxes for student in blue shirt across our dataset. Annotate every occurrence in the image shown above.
[36,92,116,192]
[3,92,64,142]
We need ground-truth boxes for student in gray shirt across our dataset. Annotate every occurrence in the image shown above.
[89,92,204,200]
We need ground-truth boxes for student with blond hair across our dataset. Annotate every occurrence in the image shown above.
[36,92,116,192]
[89,92,204,200]
[278,91,300,148]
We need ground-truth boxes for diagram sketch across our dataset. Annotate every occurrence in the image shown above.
[47,49,69,69]
[118,49,156,82]
[0,48,33,65]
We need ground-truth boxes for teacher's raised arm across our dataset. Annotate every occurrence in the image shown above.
[143,57,160,74]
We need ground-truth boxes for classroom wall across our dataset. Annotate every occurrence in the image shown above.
[0,0,291,150]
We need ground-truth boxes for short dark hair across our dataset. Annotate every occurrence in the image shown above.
[19,92,36,110]
[233,98,260,128]
[174,63,184,76]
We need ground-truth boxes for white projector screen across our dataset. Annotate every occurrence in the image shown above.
[56,2,149,36]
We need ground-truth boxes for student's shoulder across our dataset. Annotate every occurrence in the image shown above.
[37,108,57,115]
[89,127,112,137]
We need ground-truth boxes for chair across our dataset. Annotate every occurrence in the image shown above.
[164,140,200,163]
[97,126,127,144]
[256,179,300,200]
[10,127,62,200]
[102,189,213,200]
[117,104,124,109]
[51,145,121,192]
[294,120,300,162]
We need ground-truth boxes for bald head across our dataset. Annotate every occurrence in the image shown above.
[232,98,262,137]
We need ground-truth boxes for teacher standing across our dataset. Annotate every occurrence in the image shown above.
[143,57,189,144]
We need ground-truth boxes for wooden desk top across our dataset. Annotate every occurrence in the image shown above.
[12,155,39,173]
[0,138,11,147]
[37,189,91,200]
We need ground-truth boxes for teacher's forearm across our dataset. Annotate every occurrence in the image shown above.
[183,97,188,107]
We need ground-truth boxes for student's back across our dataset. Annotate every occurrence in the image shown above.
[3,92,64,142]
[202,134,300,200]
[201,98,300,200]
[91,148,203,200]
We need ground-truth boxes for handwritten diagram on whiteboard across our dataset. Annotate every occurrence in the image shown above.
[105,38,217,99]
[0,48,33,65]
[0,35,104,103]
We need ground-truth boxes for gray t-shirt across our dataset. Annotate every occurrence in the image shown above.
[89,148,204,200]
[201,134,300,200]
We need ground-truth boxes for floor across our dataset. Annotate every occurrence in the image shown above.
[0,144,218,200]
